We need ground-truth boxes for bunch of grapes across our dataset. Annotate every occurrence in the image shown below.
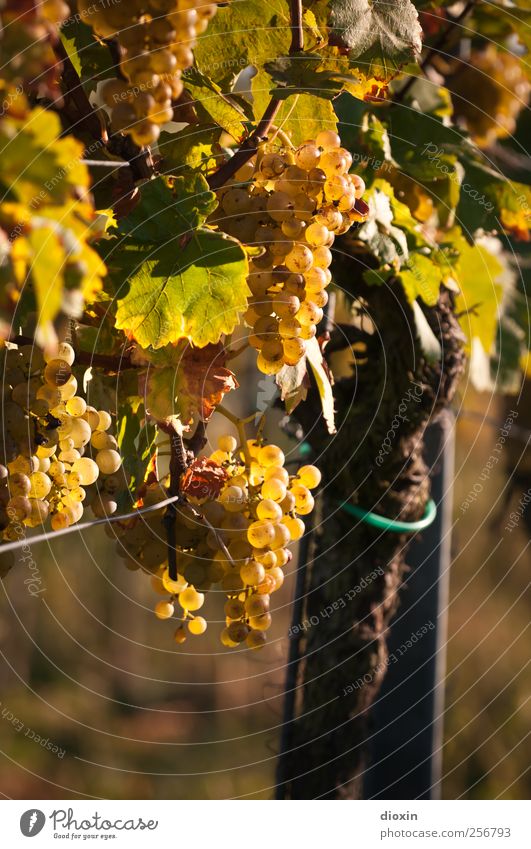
[116,434,321,649]
[212,130,368,374]
[0,342,124,552]
[79,0,219,146]
[448,46,530,148]
[0,0,69,102]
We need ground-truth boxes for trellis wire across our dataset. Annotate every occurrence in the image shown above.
[0,494,181,553]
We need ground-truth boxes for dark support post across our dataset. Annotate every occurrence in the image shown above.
[364,412,455,800]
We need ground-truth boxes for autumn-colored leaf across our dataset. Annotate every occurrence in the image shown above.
[180,457,229,502]
[138,341,238,428]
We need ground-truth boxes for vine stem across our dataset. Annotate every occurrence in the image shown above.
[394,0,477,103]
[192,508,235,568]
[53,39,107,143]
[158,422,189,581]
[207,98,282,190]
[216,404,253,469]
[206,0,303,190]
[289,0,304,53]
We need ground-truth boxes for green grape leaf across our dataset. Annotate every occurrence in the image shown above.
[327,0,423,81]
[399,252,443,305]
[456,157,531,240]
[387,107,465,182]
[114,174,217,244]
[265,53,353,99]
[114,230,249,349]
[470,4,531,55]
[361,113,395,169]
[137,342,238,427]
[182,68,248,139]
[356,179,421,263]
[116,401,157,498]
[60,20,115,94]
[252,70,338,144]
[194,0,291,88]
[158,126,223,174]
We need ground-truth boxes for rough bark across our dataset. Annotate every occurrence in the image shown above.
[280,282,465,799]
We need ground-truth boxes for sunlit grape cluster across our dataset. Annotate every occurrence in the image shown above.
[213,130,368,374]
[449,46,530,148]
[0,0,69,100]
[80,0,219,146]
[0,342,124,553]
[116,434,321,649]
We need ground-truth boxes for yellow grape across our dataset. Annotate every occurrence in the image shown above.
[246,630,267,649]
[240,560,266,586]
[155,601,175,620]
[261,477,287,502]
[283,516,305,540]
[248,612,272,631]
[178,586,205,612]
[29,471,52,498]
[188,617,207,635]
[96,449,122,475]
[218,435,237,453]
[271,522,291,548]
[245,594,270,616]
[247,520,275,548]
[257,444,285,467]
[256,499,283,521]
[298,464,322,488]
[162,570,188,594]
[253,549,278,568]
[71,458,99,486]
[65,396,87,417]
[264,466,290,485]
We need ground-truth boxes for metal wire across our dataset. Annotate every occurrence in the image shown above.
[0,494,181,553]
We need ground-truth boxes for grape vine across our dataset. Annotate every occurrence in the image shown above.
[0,0,530,685]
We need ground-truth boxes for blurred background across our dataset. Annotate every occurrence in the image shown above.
[0,379,529,800]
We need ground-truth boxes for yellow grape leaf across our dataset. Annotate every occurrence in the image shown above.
[0,108,88,206]
[399,253,443,306]
[27,226,64,326]
[455,238,505,354]
[306,336,336,434]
